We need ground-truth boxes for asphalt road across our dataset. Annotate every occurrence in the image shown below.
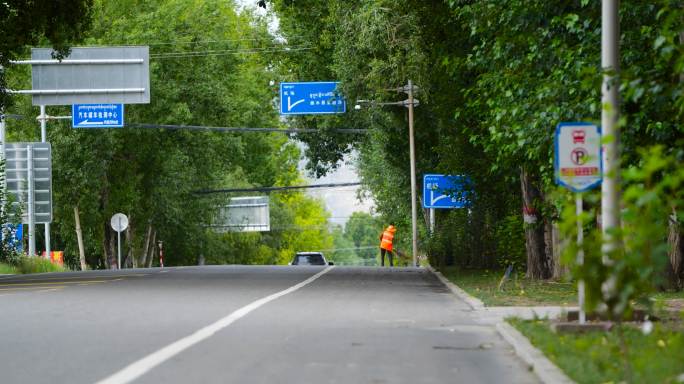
[0,266,538,383]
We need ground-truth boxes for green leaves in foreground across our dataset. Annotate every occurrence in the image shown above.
[559,144,684,320]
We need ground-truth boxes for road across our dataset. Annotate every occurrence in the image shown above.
[0,266,538,383]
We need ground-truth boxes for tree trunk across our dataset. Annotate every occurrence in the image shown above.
[146,230,157,268]
[103,221,113,269]
[667,209,683,289]
[125,215,135,268]
[73,206,87,270]
[544,218,554,276]
[141,222,152,268]
[520,167,550,279]
[551,222,569,279]
[108,224,117,269]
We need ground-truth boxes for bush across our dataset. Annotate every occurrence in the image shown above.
[559,145,684,320]
[16,257,67,274]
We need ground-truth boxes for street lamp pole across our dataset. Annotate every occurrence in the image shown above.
[406,80,418,267]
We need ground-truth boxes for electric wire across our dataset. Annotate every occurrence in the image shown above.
[126,123,368,134]
[150,46,313,59]
[194,182,362,195]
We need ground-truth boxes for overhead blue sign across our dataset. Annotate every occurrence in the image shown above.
[72,104,124,128]
[280,82,346,115]
[423,174,470,209]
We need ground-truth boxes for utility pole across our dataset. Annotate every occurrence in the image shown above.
[601,0,620,256]
[405,80,419,267]
[355,81,421,267]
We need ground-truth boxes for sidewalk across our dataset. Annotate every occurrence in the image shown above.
[428,265,576,384]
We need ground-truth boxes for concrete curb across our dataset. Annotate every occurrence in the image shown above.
[496,322,575,384]
[426,265,576,384]
[425,265,485,310]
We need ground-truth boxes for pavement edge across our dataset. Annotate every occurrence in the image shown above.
[425,265,485,310]
[496,322,575,384]
[425,265,576,384]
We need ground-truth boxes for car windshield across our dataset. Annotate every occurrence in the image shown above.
[293,254,325,265]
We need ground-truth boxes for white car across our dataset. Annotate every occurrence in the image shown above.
[290,252,334,266]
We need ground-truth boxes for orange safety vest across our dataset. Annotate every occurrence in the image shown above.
[380,226,396,251]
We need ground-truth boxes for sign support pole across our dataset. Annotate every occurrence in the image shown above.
[27,145,35,256]
[576,193,586,324]
[117,216,122,269]
[429,208,435,234]
[0,111,5,158]
[39,105,50,259]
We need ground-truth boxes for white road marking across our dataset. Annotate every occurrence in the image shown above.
[95,266,335,384]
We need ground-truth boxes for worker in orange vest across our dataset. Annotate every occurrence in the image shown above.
[379,224,397,267]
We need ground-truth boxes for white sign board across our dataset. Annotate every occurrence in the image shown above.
[4,143,52,224]
[30,46,150,105]
[110,213,129,233]
[554,122,602,192]
[212,196,270,232]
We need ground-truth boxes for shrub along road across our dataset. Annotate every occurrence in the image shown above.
[0,266,538,383]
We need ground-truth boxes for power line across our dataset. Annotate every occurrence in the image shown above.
[147,38,268,46]
[195,182,362,195]
[150,46,313,59]
[127,123,368,134]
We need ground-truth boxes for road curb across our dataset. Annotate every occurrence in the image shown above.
[496,322,575,384]
[426,265,575,384]
[425,265,485,310]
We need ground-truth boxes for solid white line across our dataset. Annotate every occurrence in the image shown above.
[95,266,334,384]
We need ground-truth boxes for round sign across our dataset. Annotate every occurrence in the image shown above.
[110,213,129,233]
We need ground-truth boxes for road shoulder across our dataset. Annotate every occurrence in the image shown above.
[427,265,575,384]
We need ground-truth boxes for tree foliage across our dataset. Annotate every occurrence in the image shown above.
[271,0,684,288]
[0,0,93,109]
[4,0,335,268]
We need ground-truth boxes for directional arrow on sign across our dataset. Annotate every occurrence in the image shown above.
[78,120,103,125]
[287,96,305,111]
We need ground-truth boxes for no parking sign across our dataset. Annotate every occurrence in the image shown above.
[554,122,602,192]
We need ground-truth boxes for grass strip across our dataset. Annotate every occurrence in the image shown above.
[1,258,66,275]
[509,318,684,384]
[0,263,18,274]
[440,267,577,306]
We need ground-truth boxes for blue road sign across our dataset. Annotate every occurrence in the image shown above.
[72,104,124,128]
[423,174,470,209]
[3,224,22,253]
[280,82,346,115]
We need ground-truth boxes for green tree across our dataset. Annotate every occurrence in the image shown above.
[344,211,381,265]
[0,0,93,109]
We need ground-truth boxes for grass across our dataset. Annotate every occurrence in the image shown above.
[0,257,66,275]
[0,262,18,274]
[440,267,577,306]
[509,318,684,384]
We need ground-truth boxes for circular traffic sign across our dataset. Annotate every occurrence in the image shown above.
[110,213,129,233]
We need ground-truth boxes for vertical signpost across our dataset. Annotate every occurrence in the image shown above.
[110,213,129,269]
[555,122,602,324]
